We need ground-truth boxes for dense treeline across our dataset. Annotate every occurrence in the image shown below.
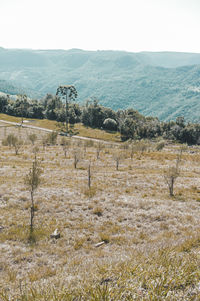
[0,94,200,144]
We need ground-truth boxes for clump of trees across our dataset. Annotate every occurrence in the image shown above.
[0,95,43,119]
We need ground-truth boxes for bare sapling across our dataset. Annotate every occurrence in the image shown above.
[41,135,48,150]
[88,163,91,188]
[73,149,80,169]
[96,142,104,159]
[28,134,37,145]
[113,151,123,171]
[24,156,42,238]
[84,141,87,156]
[61,137,70,158]
[164,166,179,197]
[32,146,40,160]
[164,147,183,196]
[47,131,58,145]
[14,139,23,155]
[17,126,22,139]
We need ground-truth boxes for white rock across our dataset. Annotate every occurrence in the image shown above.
[50,228,60,239]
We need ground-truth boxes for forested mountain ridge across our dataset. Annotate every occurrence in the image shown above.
[0,47,200,122]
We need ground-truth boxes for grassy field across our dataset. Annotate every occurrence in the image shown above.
[0,121,200,300]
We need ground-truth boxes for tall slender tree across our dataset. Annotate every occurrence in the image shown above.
[17,94,29,125]
[56,85,78,134]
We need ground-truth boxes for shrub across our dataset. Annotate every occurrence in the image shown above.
[103,118,117,131]
[2,134,23,154]
[93,206,103,216]
[28,134,37,145]
[2,134,16,147]
[47,131,58,145]
[156,141,165,151]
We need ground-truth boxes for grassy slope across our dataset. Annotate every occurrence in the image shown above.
[0,122,200,299]
[0,113,121,142]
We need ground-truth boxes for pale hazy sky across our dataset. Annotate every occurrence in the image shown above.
[0,0,200,53]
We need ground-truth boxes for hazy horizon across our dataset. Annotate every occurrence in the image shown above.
[1,47,200,55]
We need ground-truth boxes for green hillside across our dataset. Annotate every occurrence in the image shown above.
[0,48,200,122]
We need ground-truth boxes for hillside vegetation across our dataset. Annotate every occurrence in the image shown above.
[1,48,200,122]
[1,94,200,145]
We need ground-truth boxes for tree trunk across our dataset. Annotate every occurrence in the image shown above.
[30,190,34,232]
[169,178,174,196]
[116,159,119,171]
[88,164,91,188]
[66,92,69,133]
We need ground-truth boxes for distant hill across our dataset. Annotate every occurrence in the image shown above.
[0,47,200,122]
[0,79,22,96]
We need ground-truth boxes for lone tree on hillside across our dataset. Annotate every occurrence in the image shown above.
[17,94,29,125]
[56,85,78,134]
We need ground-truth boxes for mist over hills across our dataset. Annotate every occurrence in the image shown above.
[0,47,200,122]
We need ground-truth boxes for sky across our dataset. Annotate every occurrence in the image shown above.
[0,0,200,53]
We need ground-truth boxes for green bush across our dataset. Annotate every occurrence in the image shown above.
[103,118,117,131]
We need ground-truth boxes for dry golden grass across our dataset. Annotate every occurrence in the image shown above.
[0,113,22,123]
[0,123,200,299]
[0,113,120,142]
[74,123,121,142]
